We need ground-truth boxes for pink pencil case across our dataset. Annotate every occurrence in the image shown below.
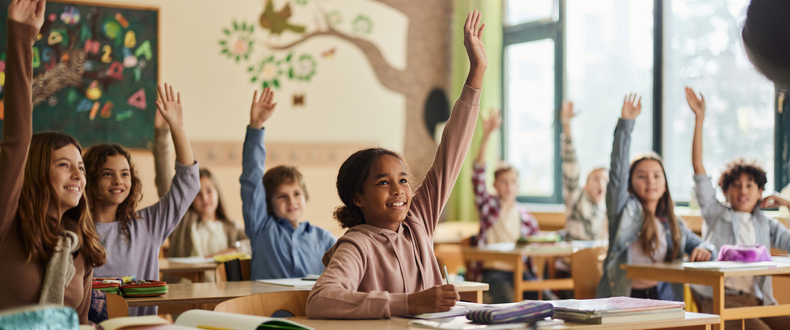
[717,244,771,262]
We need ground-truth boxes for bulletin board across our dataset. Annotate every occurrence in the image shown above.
[0,0,159,149]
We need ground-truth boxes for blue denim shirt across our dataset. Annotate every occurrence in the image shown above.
[691,174,790,304]
[240,127,338,280]
[596,119,716,300]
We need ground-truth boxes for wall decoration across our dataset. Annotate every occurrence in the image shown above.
[219,0,452,180]
[0,0,158,149]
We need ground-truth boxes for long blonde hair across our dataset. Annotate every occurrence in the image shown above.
[628,152,680,262]
[18,132,106,267]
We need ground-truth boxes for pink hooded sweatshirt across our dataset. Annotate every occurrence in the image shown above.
[306,84,481,319]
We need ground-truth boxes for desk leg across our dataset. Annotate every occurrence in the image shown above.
[459,291,483,303]
[712,276,725,330]
[514,256,524,302]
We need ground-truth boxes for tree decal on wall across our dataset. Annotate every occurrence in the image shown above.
[219,0,454,181]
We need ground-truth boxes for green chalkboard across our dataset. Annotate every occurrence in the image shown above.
[0,0,158,149]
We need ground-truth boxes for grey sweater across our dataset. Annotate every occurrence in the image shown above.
[94,161,200,316]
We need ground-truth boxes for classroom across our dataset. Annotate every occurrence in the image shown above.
[1,0,789,329]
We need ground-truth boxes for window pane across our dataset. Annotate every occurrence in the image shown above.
[663,0,775,202]
[506,39,555,197]
[506,0,556,26]
[566,0,655,184]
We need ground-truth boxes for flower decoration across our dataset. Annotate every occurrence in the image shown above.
[352,14,373,35]
[220,20,255,62]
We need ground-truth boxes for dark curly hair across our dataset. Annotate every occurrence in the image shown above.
[333,148,409,229]
[718,158,767,192]
[83,144,143,243]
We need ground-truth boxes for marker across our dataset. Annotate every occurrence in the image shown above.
[442,265,450,285]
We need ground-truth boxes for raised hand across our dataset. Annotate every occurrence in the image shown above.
[463,9,487,89]
[249,88,277,130]
[621,94,642,120]
[155,83,184,129]
[685,87,705,119]
[482,108,502,138]
[407,284,460,315]
[760,194,790,209]
[560,101,576,124]
[8,0,46,29]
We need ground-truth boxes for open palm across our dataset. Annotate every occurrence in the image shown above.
[156,83,184,129]
[685,87,705,118]
[482,108,501,136]
[8,0,46,29]
[249,88,277,129]
[621,94,642,120]
[464,9,487,71]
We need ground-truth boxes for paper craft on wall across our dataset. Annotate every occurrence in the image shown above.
[0,0,158,149]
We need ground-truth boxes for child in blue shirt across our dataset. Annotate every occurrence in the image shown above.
[240,88,337,280]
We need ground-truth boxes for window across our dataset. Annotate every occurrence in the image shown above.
[503,0,779,204]
[663,0,775,201]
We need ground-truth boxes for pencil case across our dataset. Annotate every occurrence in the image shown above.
[718,244,771,263]
[120,280,167,297]
[92,281,121,295]
[466,300,554,324]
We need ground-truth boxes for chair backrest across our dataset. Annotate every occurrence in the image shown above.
[571,246,607,299]
[215,259,252,283]
[105,293,129,318]
[213,291,310,317]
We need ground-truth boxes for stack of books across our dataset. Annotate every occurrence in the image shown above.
[549,297,685,324]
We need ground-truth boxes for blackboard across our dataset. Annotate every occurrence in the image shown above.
[0,0,158,148]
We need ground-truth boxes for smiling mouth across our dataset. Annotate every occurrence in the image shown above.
[387,202,406,207]
[65,186,80,192]
[109,189,124,194]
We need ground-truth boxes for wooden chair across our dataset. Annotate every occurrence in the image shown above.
[215,258,251,282]
[105,293,129,318]
[213,291,310,317]
[571,246,607,299]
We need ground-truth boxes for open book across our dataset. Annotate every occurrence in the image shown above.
[97,311,314,330]
[412,302,507,319]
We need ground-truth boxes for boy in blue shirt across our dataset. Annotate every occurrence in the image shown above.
[241,88,337,280]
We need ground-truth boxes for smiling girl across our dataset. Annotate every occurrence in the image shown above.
[597,94,715,301]
[304,10,487,319]
[82,84,199,316]
[0,0,106,324]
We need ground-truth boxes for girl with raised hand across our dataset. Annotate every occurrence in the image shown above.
[240,88,337,280]
[305,9,487,319]
[0,0,106,324]
[83,84,200,316]
[596,94,715,301]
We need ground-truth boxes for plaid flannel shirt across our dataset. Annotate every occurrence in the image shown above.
[467,163,540,282]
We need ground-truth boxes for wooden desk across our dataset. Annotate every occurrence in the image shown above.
[126,280,489,308]
[158,259,219,283]
[623,262,790,330]
[462,242,605,300]
[288,312,720,330]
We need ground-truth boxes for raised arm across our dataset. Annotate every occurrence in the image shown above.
[152,111,173,198]
[140,84,200,243]
[560,101,581,205]
[607,95,640,230]
[240,89,278,238]
[474,108,500,167]
[687,87,706,175]
[156,84,194,167]
[409,10,485,236]
[0,0,45,243]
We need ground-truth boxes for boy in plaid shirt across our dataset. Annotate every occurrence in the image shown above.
[470,109,540,303]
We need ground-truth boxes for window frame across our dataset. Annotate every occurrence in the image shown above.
[502,0,787,204]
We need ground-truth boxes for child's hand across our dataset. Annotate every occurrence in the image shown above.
[621,94,642,120]
[249,88,277,130]
[560,101,575,124]
[407,284,459,315]
[154,109,168,131]
[463,9,487,88]
[8,0,46,29]
[155,83,184,130]
[761,194,790,209]
[689,247,712,262]
[685,87,705,120]
[482,108,501,138]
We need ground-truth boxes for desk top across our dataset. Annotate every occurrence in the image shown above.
[126,281,488,307]
[288,312,720,330]
[463,241,606,258]
[622,262,790,277]
[158,259,218,273]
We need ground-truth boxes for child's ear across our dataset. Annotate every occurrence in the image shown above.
[353,193,364,209]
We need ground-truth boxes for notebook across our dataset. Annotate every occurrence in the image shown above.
[411,302,503,319]
[682,261,783,270]
[549,297,685,324]
[176,310,314,330]
[256,278,317,289]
